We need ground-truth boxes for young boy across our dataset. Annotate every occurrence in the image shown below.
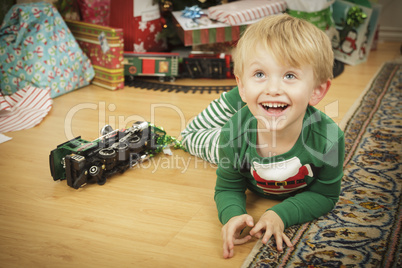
[181,14,344,259]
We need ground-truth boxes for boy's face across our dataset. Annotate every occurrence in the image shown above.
[237,44,328,135]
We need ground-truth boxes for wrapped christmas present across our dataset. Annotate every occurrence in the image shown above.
[286,0,339,59]
[0,2,94,98]
[77,0,110,26]
[172,8,252,47]
[16,0,81,20]
[332,0,381,65]
[66,20,124,90]
[286,0,335,31]
[208,0,287,25]
[109,0,165,52]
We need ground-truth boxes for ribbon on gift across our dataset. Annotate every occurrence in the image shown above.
[345,6,367,28]
[182,5,204,20]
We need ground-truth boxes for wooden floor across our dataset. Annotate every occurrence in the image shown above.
[0,42,400,268]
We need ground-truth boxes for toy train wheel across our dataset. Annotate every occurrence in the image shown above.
[99,148,116,170]
[117,142,130,161]
[99,148,116,158]
[158,76,176,82]
[128,136,141,145]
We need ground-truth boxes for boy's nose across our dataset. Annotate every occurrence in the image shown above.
[264,79,282,95]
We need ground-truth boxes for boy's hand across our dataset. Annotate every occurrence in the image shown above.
[249,210,293,252]
[221,214,254,259]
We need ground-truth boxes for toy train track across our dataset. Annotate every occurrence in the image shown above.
[122,51,343,93]
[125,78,236,94]
[123,51,237,93]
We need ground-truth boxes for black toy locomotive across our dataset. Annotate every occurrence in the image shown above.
[49,121,165,189]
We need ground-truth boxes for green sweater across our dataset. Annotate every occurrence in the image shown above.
[215,104,345,228]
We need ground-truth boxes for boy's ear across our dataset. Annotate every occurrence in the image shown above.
[309,79,331,106]
[236,75,247,103]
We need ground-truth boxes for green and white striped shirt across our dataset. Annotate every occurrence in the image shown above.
[180,87,245,164]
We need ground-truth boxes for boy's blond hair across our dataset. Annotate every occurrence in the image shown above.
[233,14,334,86]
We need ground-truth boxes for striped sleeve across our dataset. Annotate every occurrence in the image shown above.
[180,87,244,164]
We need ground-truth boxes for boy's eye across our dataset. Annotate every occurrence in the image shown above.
[254,72,265,79]
[285,73,296,80]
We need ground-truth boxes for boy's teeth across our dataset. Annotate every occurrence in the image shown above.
[262,103,287,108]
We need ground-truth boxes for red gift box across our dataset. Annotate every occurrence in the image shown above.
[208,0,287,25]
[109,0,166,52]
[77,0,111,26]
[172,10,250,47]
[66,20,124,90]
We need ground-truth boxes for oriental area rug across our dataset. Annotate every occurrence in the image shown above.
[242,61,402,268]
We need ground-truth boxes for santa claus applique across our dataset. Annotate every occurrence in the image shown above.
[251,157,313,195]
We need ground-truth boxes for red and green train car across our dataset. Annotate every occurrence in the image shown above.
[123,51,234,81]
[123,52,180,82]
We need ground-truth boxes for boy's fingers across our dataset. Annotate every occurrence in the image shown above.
[253,231,263,239]
[245,215,255,227]
[283,233,293,248]
[274,233,283,252]
[261,230,273,244]
[222,236,234,259]
[249,221,263,236]
[224,235,234,252]
[222,232,233,257]
[223,244,233,259]
[275,233,293,252]
[234,234,252,245]
[221,215,255,258]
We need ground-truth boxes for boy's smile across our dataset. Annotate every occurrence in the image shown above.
[261,102,289,116]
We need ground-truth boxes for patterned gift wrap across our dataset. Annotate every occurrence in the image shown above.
[172,10,252,46]
[77,0,110,26]
[66,20,124,90]
[176,21,248,46]
[208,0,287,25]
[92,66,124,89]
[0,2,94,98]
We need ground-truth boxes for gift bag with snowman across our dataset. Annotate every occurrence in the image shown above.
[331,0,381,65]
